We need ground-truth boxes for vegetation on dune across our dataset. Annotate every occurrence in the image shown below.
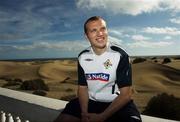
[33,90,47,96]
[2,78,23,87]
[20,79,49,91]
[3,80,21,87]
[142,93,180,121]
[154,60,158,63]
[61,77,70,83]
[60,94,77,101]
[151,57,157,60]
[162,58,171,64]
[174,56,180,60]
[132,58,146,64]
[65,88,73,92]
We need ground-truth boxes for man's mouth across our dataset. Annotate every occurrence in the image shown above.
[96,37,104,42]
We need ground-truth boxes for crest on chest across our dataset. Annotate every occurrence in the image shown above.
[103,59,112,69]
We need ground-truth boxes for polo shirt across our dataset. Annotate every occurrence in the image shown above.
[78,42,132,102]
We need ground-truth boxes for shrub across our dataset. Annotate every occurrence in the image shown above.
[3,80,21,87]
[14,78,23,83]
[2,78,22,87]
[65,88,73,92]
[151,57,157,60]
[132,58,146,64]
[33,90,47,96]
[61,77,70,83]
[174,57,180,60]
[60,94,77,101]
[162,58,171,64]
[142,93,180,121]
[20,79,49,91]
[3,77,13,82]
[154,60,158,63]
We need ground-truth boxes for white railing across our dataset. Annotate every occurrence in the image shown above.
[0,111,29,122]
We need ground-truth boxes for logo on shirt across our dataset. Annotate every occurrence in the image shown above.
[85,73,110,82]
[104,59,112,69]
[84,58,93,61]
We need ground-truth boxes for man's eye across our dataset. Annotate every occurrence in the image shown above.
[91,29,97,33]
[101,27,106,31]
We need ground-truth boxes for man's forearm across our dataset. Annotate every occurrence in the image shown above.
[101,86,132,120]
[78,85,89,113]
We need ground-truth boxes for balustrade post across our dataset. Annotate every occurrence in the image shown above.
[15,117,21,122]
[6,113,14,122]
[1,111,6,122]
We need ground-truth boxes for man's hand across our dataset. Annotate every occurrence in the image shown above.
[87,113,105,122]
[81,113,89,122]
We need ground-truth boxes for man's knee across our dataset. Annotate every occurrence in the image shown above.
[129,116,142,122]
[53,113,80,122]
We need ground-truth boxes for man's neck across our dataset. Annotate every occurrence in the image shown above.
[92,46,107,55]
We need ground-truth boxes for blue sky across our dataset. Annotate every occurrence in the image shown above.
[0,0,180,59]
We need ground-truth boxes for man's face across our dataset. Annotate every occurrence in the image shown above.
[85,19,108,50]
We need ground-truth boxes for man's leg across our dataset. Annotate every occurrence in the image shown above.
[106,100,142,122]
[53,98,82,122]
[53,113,80,122]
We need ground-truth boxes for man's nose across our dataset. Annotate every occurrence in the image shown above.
[97,30,103,36]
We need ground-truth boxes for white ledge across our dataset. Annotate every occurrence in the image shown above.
[0,87,67,110]
[0,87,179,122]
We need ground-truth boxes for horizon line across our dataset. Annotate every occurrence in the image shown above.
[0,54,179,61]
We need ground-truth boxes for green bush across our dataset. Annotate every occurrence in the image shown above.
[3,80,21,87]
[20,79,49,91]
[60,94,77,101]
[174,57,180,60]
[65,88,73,92]
[151,57,157,60]
[14,78,23,83]
[142,93,180,121]
[162,58,171,64]
[33,90,47,96]
[132,58,146,64]
[154,60,158,63]
[2,78,22,87]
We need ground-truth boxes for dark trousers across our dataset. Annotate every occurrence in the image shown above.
[61,98,142,122]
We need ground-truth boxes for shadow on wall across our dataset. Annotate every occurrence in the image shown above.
[0,95,63,122]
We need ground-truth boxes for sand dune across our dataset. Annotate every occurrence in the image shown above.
[165,60,180,69]
[38,60,77,82]
[0,61,40,80]
[0,58,179,112]
[132,61,180,92]
[131,60,180,111]
[0,60,77,82]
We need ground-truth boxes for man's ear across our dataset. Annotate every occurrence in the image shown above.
[84,33,88,40]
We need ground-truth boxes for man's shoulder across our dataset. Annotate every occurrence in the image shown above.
[78,47,91,57]
[109,42,128,57]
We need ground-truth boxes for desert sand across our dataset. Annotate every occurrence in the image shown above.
[0,56,179,112]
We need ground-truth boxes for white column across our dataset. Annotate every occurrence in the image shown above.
[6,113,14,122]
[15,117,21,122]
[0,111,6,122]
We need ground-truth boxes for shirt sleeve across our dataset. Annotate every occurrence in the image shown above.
[116,54,132,88]
[78,60,87,86]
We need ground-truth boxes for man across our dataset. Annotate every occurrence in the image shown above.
[54,16,141,122]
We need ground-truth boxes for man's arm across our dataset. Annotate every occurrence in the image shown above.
[101,86,132,120]
[78,85,90,122]
[78,85,89,114]
[88,86,132,122]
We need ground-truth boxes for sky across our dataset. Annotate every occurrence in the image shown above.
[0,0,180,59]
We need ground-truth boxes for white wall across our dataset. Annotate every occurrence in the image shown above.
[0,87,179,122]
